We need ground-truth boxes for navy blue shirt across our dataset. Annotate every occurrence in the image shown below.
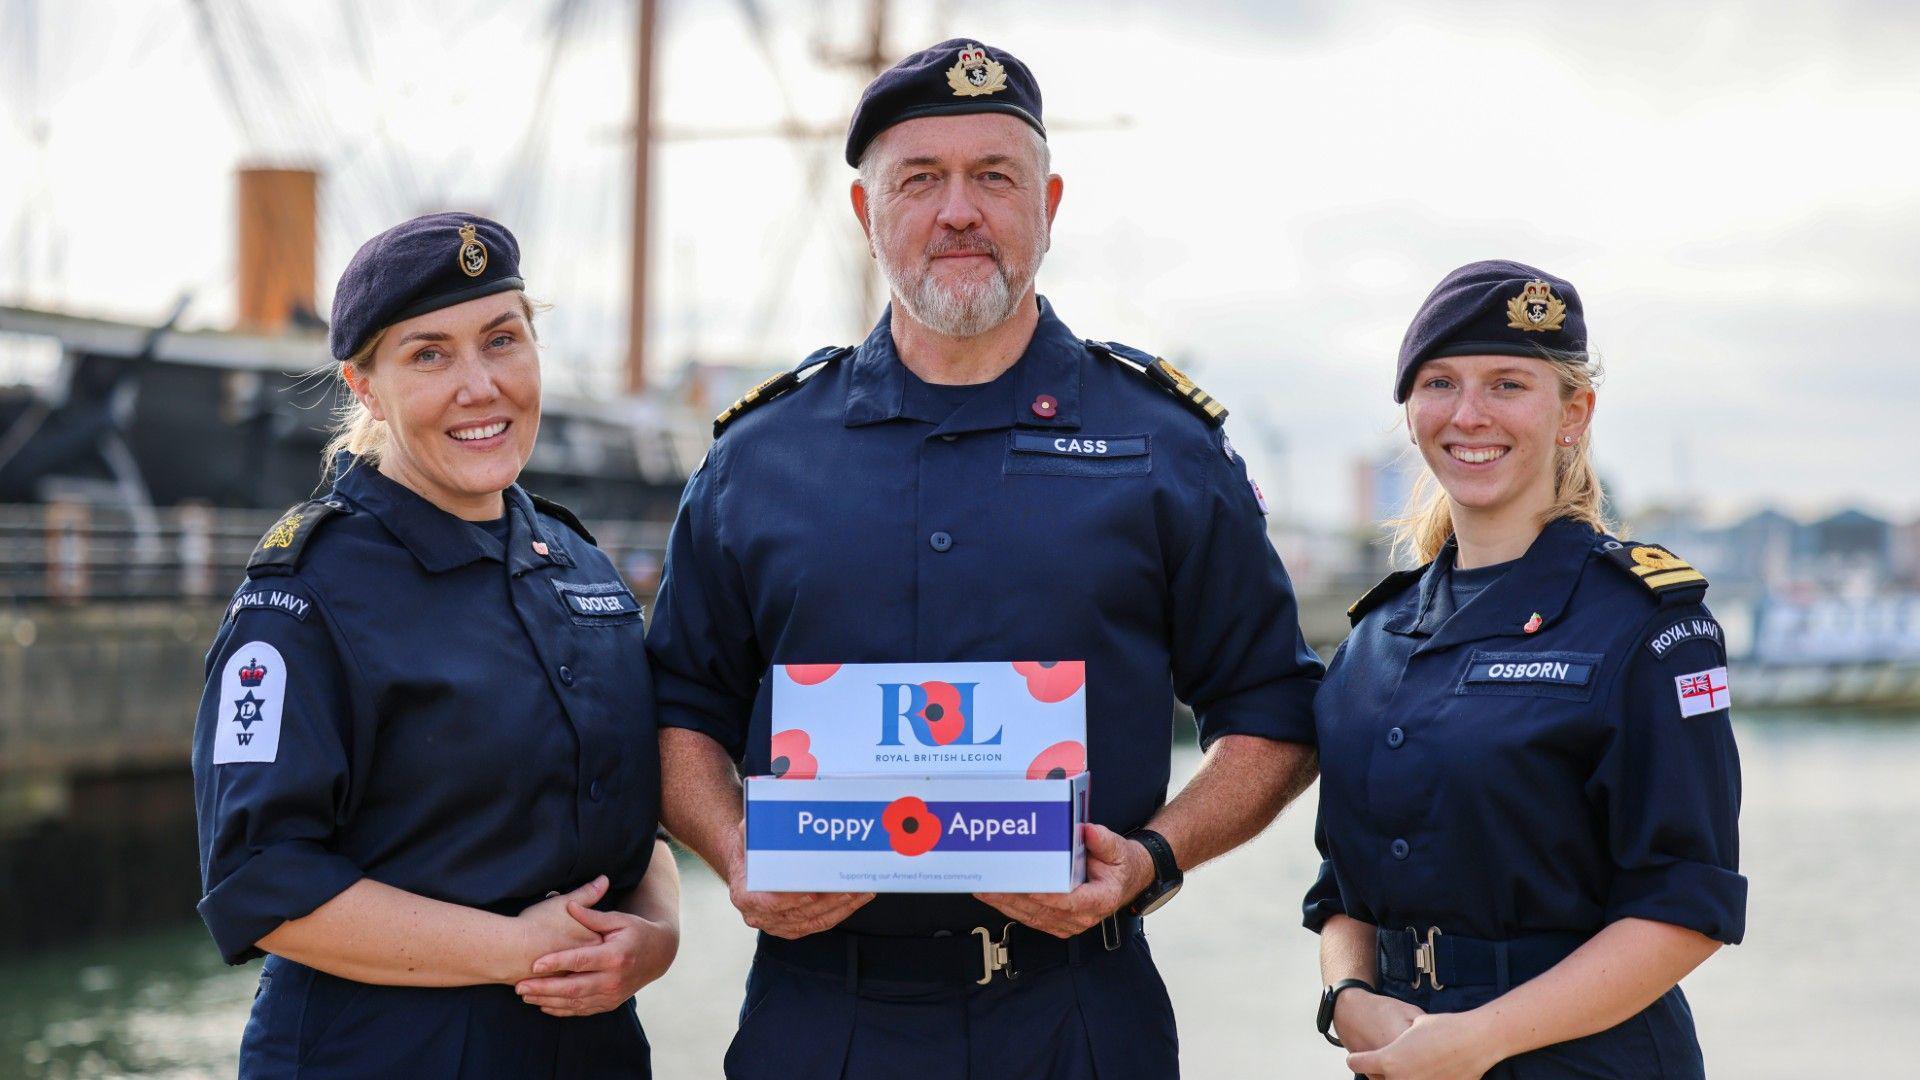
[647,298,1324,935]
[1303,519,1746,945]
[192,461,660,964]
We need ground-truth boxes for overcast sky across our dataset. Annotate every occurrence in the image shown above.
[3,0,1917,528]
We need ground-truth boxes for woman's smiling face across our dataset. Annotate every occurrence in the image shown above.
[348,292,541,519]
[1405,353,1590,519]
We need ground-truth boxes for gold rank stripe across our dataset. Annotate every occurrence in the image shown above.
[715,373,786,427]
[1642,568,1707,590]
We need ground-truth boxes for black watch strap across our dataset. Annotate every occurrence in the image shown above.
[1129,828,1178,881]
[1317,978,1376,1047]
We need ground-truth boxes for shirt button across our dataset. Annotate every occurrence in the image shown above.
[588,779,604,802]
[929,531,953,552]
[1391,838,1410,860]
[1386,726,1406,748]
[940,434,958,442]
[558,665,575,686]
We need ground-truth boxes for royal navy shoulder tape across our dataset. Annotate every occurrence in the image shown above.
[713,345,851,438]
[247,499,349,576]
[1087,340,1229,427]
[1596,539,1708,602]
[1347,566,1428,625]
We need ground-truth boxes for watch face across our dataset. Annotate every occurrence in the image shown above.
[1135,879,1182,916]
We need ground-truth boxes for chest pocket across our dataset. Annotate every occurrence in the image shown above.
[1455,649,1605,702]
[1004,432,1150,477]
[552,580,644,628]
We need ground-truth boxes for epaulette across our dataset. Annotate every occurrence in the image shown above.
[1596,538,1708,603]
[528,493,595,545]
[713,345,852,438]
[247,498,348,577]
[1346,566,1428,626]
[1086,340,1228,427]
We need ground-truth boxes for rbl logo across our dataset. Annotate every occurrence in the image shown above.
[877,681,1001,747]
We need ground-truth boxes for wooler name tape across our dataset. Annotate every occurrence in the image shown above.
[744,772,1089,893]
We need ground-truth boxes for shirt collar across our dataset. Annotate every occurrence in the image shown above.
[1383,516,1597,651]
[330,458,572,575]
[843,295,1084,433]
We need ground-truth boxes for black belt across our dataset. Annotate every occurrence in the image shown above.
[1376,926,1587,991]
[757,913,1140,989]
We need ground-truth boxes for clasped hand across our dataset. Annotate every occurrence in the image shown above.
[511,875,679,1017]
[1337,995,1501,1080]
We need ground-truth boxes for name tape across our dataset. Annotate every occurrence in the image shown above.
[1009,433,1148,458]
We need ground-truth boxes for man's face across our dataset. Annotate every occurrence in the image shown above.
[855,113,1061,338]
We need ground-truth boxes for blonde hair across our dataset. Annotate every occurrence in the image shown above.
[322,293,541,477]
[1389,352,1612,566]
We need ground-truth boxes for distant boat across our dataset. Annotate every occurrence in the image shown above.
[0,302,706,520]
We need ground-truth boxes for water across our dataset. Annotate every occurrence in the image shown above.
[5,713,1916,1078]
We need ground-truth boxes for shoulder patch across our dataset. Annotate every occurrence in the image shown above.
[227,587,312,623]
[247,499,347,577]
[212,641,286,764]
[1347,567,1428,626]
[1087,340,1229,427]
[1645,614,1724,658]
[713,345,850,437]
[1596,539,1708,603]
[528,492,595,545]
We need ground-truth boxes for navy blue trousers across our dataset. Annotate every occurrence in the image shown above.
[723,927,1180,1080]
[1369,981,1705,1079]
[238,955,651,1079]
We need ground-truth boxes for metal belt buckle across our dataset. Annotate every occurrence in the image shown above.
[1409,925,1444,990]
[973,922,1019,985]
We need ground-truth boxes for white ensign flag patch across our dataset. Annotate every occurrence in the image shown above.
[1674,666,1730,717]
[213,641,287,764]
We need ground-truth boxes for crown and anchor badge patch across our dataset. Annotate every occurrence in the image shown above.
[457,222,489,278]
[1506,279,1567,333]
[947,44,1007,97]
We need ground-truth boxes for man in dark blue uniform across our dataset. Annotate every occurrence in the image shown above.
[646,39,1323,1080]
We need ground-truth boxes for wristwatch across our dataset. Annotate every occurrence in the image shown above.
[1125,828,1183,916]
[1317,978,1377,1047]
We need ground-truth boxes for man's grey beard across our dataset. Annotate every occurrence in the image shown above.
[877,224,1046,338]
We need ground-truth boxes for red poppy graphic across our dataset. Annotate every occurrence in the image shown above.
[881,796,942,857]
[1027,740,1087,781]
[784,664,842,686]
[768,729,817,780]
[917,681,967,745]
[1012,661,1085,703]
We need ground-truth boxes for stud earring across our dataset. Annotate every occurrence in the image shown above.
[1562,434,1575,445]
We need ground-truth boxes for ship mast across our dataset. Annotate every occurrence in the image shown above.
[624,0,657,395]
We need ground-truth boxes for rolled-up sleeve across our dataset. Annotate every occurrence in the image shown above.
[1587,603,1746,944]
[644,449,763,761]
[1170,430,1324,748]
[1301,804,1347,933]
[192,581,364,964]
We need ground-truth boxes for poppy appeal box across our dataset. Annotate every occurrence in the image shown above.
[744,661,1090,893]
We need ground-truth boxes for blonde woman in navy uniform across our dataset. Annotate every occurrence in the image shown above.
[192,213,677,1078]
[1304,261,1744,1078]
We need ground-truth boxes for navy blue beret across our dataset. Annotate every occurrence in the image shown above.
[328,212,524,361]
[845,39,1045,167]
[1394,259,1587,402]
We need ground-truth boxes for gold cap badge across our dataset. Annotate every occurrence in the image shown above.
[1505,279,1566,332]
[457,223,488,278]
[946,44,1007,97]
